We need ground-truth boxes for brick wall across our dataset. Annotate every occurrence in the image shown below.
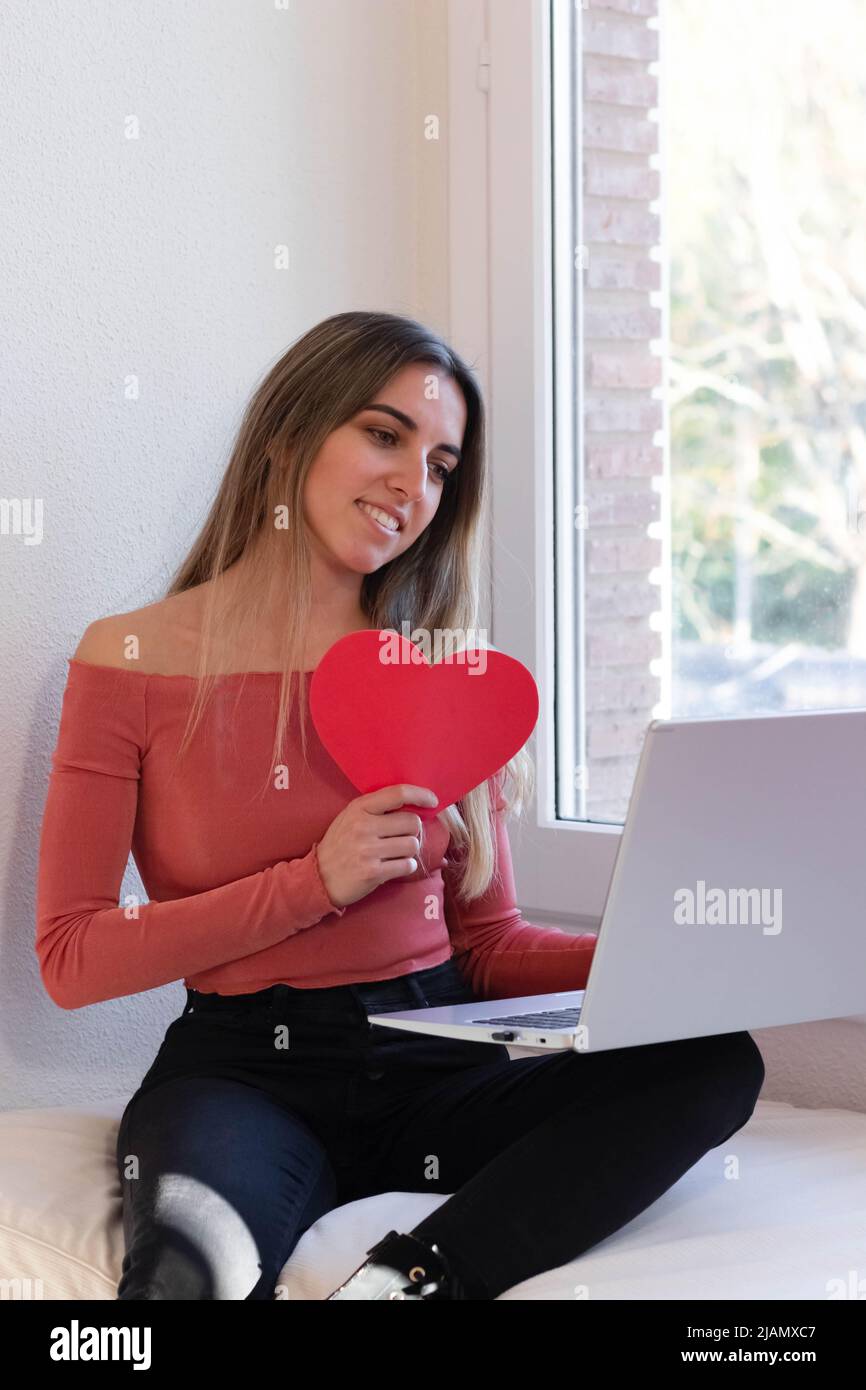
[580,0,664,820]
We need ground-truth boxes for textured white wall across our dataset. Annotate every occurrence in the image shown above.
[2,0,450,1110]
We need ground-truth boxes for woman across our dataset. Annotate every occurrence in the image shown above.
[36,310,765,1300]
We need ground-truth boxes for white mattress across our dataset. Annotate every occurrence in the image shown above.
[1,1098,862,1299]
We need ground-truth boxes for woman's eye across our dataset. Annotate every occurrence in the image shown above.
[369,427,396,446]
[367,427,450,482]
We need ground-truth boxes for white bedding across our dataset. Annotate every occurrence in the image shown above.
[1,1098,862,1299]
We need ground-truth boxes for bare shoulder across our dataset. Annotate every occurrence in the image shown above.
[72,593,199,674]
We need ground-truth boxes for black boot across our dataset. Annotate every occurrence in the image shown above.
[326,1229,468,1300]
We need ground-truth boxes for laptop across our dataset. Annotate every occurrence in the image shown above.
[368,709,866,1055]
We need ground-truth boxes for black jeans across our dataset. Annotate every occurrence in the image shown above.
[115,957,766,1300]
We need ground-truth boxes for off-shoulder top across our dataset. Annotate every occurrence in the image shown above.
[35,658,597,1008]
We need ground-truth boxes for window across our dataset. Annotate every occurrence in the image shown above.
[448,0,866,927]
[666,0,866,730]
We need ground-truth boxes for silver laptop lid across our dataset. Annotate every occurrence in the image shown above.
[579,709,866,1052]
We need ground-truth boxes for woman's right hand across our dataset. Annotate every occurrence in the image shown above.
[315,784,440,909]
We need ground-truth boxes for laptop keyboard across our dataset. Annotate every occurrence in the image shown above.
[469,1007,582,1028]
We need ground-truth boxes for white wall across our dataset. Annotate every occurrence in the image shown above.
[1,0,452,1110]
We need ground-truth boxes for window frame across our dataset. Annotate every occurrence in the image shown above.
[448,0,621,930]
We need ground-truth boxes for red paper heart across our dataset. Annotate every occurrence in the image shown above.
[309,630,539,819]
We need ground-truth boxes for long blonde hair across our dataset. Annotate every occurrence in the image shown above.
[164,310,534,903]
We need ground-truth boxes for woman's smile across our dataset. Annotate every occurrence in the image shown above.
[355,499,401,536]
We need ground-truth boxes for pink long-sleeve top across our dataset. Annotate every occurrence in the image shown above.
[35,657,597,1010]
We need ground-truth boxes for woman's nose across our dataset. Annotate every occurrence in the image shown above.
[388,454,434,502]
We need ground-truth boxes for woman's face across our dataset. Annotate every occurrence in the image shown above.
[302,362,467,576]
